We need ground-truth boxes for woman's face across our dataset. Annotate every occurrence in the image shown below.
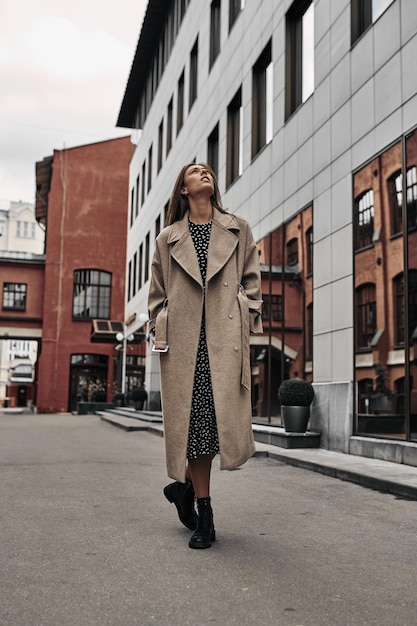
[182,164,214,198]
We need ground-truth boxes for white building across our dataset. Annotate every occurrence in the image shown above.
[117,0,417,465]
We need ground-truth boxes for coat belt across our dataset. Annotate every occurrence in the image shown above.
[153,300,169,352]
[237,285,251,390]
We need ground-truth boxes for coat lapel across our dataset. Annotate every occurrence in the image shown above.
[167,208,241,286]
[206,209,240,283]
[168,214,202,286]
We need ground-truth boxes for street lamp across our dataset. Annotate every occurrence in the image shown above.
[115,313,149,396]
[115,331,134,395]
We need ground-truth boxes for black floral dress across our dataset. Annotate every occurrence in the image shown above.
[187,220,220,459]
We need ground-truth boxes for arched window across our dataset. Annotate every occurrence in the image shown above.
[73,270,111,320]
[286,238,298,266]
[388,166,417,235]
[354,189,374,250]
[394,270,417,345]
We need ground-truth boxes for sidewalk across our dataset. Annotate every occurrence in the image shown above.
[97,408,417,501]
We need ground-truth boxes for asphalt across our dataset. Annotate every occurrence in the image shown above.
[96,407,417,501]
[2,411,417,626]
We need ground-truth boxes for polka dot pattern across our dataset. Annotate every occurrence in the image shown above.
[187,220,220,459]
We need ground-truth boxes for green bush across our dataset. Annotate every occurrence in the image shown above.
[278,378,314,407]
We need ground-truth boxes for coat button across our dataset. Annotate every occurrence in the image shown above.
[228,314,233,319]
[224,282,228,287]
[234,346,239,352]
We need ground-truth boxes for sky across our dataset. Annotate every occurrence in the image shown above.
[0,0,149,204]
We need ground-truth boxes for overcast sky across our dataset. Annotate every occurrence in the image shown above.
[0,0,148,204]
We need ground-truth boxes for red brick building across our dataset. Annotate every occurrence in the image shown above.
[33,136,134,412]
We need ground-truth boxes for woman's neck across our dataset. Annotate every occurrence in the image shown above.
[188,198,213,224]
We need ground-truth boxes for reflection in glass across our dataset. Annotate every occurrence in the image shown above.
[354,139,410,438]
[406,130,417,440]
[253,205,313,423]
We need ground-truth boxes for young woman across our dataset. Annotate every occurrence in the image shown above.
[148,163,262,549]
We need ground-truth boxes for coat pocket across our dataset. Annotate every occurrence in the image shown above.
[237,285,263,334]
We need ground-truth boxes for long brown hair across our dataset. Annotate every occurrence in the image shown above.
[165,162,226,226]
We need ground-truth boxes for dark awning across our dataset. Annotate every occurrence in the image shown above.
[90,320,145,344]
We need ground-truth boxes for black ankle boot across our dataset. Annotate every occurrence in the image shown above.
[163,479,198,530]
[189,497,216,549]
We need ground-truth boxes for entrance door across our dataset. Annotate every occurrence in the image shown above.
[17,385,27,407]
[69,354,108,412]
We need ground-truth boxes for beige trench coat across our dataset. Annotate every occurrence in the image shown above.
[148,208,263,482]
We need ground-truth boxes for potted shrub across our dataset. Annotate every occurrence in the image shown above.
[113,392,125,407]
[278,377,314,433]
[131,385,148,411]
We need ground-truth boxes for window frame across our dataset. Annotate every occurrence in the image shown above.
[72,270,112,320]
[252,40,273,159]
[355,283,377,350]
[189,37,199,110]
[226,87,243,188]
[285,0,314,120]
[2,282,27,312]
[354,189,375,251]
[209,0,221,69]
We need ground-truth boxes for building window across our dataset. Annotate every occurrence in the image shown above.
[144,232,150,283]
[135,175,140,217]
[357,378,374,413]
[189,37,198,110]
[226,87,243,187]
[2,283,27,311]
[252,40,273,158]
[138,244,143,290]
[262,294,283,322]
[141,161,146,204]
[157,120,164,173]
[351,0,395,45]
[16,221,33,238]
[132,251,137,297]
[306,302,313,360]
[306,227,313,276]
[147,144,153,192]
[395,377,406,416]
[354,189,374,250]
[407,166,417,231]
[394,273,405,345]
[229,0,244,31]
[155,215,161,239]
[389,167,417,235]
[355,283,377,350]
[210,0,221,69]
[207,123,219,177]
[73,270,111,320]
[177,70,185,134]
[166,97,173,156]
[130,187,135,227]
[285,0,314,120]
[128,260,132,301]
[393,271,417,346]
[286,238,298,266]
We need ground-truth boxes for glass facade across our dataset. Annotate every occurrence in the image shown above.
[353,129,417,441]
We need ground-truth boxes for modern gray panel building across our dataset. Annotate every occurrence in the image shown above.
[117,0,417,466]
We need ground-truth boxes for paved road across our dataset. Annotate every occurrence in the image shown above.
[0,413,416,626]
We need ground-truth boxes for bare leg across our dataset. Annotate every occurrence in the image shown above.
[187,454,216,499]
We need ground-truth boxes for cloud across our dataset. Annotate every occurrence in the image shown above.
[0,0,148,203]
[23,16,132,78]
